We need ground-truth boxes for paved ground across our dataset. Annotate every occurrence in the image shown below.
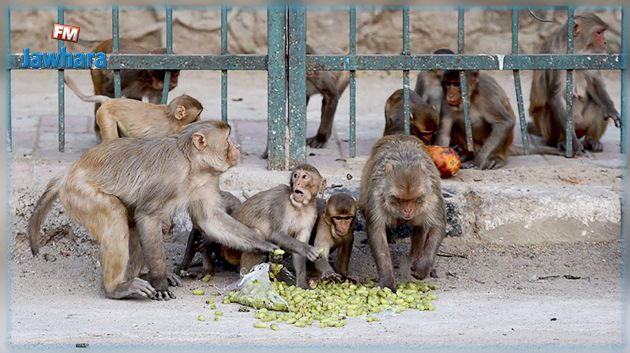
[6,70,625,350]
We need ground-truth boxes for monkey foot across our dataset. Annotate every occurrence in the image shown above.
[557,141,585,157]
[177,266,213,280]
[108,277,156,299]
[167,272,182,287]
[306,135,328,149]
[584,139,603,152]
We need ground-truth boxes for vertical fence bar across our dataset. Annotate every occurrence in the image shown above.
[348,5,356,158]
[221,5,228,122]
[621,6,627,154]
[57,5,65,152]
[458,8,473,152]
[287,5,307,167]
[161,5,173,104]
[402,6,410,135]
[512,9,529,152]
[6,7,11,152]
[565,6,575,157]
[112,6,121,98]
[266,6,287,170]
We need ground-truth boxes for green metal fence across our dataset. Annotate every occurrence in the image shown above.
[5,5,627,170]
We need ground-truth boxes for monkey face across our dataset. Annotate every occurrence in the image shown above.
[189,122,240,172]
[331,215,354,236]
[384,165,424,221]
[289,165,325,207]
[290,170,315,205]
[411,108,439,145]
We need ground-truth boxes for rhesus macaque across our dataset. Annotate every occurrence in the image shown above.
[383,88,439,145]
[414,48,455,115]
[305,45,350,148]
[529,13,620,154]
[359,135,446,291]
[90,38,180,131]
[311,193,356,281]
[28,121,277,300]
[436,70,515,169]
[262,45,349,157]
[177,191,242,279]
[237,164,326,288]
[65,76,202,142]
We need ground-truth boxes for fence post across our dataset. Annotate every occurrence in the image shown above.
[57,5,65,152]
[266,5,287,170]
[287,5,307,168]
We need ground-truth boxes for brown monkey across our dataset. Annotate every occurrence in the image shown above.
[311,193,356,281]
[436,70,515,169]
[90,38,180,131]
[262,45,349,157]
[65,76,202,141]
[305,45,350,148]
[237,164,326,288]
[28,121,277,300]
[359,135,446,291]
[529,13,620,154]
[177,191,242,279]
[383,89,439,145]
[414,48,454,115]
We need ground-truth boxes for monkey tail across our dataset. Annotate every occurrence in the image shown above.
[509,145,564,156]
[28,175,64,256]
[64,76,110,104]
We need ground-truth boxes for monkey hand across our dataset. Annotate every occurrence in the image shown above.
[410,258,433,281]
[471,156,505,170]
[303,245,322,262]
[167,272,182,287]
[605,109,621,128]
[320,271,343,283]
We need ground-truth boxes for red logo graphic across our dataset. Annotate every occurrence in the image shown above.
[51,24,80,43]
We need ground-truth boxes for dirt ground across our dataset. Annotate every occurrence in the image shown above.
[6,68,625,350]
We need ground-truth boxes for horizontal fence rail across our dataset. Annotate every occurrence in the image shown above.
[5,4,627,168]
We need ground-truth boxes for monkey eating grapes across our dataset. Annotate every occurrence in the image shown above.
[359,135,446,292]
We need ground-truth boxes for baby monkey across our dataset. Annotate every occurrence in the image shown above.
[64,76,202,142]
[237,164,325,288]
[311,193,357,282]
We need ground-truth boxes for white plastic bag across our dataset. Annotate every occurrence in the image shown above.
[224,263,289,311]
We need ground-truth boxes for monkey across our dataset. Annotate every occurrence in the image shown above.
[65,75,202,142]
[28,121,278,300]
[310,193,357,282]
[177,191,242,279]
[414,48,455,116]
[90,38,180,133]
[236,164,326,288]
[383,88,439,145]
[435,70,516,169]
[529,13,620,155]
[359,135,446,291]
[262,45,349,157]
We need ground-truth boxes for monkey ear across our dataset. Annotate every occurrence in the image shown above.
[192,132,207,151]
[471,70,480,80]
[175,105,186,120]
[385,163,394,175]
[319,178,327,194]
[410,113,415,121]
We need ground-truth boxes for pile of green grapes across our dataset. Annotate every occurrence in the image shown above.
[223,279,437,329]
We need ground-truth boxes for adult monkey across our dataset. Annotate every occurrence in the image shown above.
[262,45,349,157]
[28,121,277,300]
[529,13,620,154]
[436,70,516,169]
[359,135,446,291]
[90,38,180,133]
